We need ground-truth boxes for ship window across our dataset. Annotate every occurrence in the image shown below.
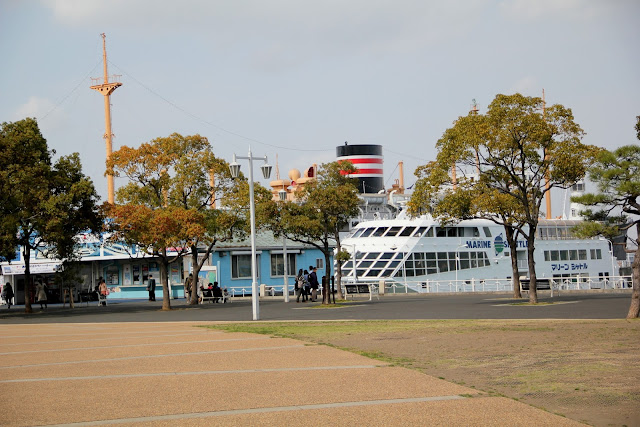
[579,250,587,260]
[405,269,415,277]
[360,228,375,237]
[380,268,396,277]
[473,228,480,237]
[460,252,469,260]
[384,226,402,237]
[560,250,568,261]
[364,252,379,260]
[405,260,414,269]
[352,229,364,238]
[547,228,557,239]
[372,227,387,237]
[425,227,434,237]
[437,252,447,260]
[358,260,373,268]
[364,270,381,277]
[590,249,602,260]
[427,267,437,275]
[544,251,550,261]
[356,269,367,276]
[447,228,458,237]
[414,227,428,237]
[438,259,449,272]
[460,259,470,269]
[426,252,436,260]
[342,260,353,269]
[388,260,401,268]
[436,227,446,237]
[399,227,416,236]
[373,261,389,269]
[550,250,559,261]
[483,227,492,237]
[414,252,425,261]
[470,259,477,268]
[426,260,437,269]
[380,253,394,259]
[448,260,456,271]
[558,228,567,239]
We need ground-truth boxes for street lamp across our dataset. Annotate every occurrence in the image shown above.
[229,149,272,321]
[278,188,289,302]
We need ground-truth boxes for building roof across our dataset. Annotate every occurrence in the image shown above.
[212,230,336,251]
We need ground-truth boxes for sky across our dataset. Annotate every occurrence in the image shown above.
[1,0,639,217]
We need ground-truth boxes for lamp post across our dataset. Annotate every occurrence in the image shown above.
[278,188,289,302]
[229,148,272,321]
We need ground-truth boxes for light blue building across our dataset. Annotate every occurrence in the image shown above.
[204,231,334,297]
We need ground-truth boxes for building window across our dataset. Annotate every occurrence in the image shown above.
[270,253,296,276]
[232,254,260,279]
[316,258,324,269]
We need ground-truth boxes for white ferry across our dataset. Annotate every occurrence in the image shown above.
[339,213,619,292]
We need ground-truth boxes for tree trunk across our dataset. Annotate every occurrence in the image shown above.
[323,245,332,305]
[626,244,640,319]
[189,245,200,305]
[334,230,344,300]
[160,249,171,310]
[527,235,538,304]
[23,245,33,314]
[504,227,522,299]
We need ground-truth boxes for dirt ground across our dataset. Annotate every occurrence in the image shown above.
[215,319,640,427]
[325,320,640,427]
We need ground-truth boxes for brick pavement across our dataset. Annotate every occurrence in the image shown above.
[0,322,586,426]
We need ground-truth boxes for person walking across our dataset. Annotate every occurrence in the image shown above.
[2,283,14,309]
[147,274,156,301]
[308,266,319,302]
[295,269,306,303]
[184,273,192,300]
[35,281,48,309]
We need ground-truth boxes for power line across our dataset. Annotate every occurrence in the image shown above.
[107,60,333,153]
[39,60,102,121]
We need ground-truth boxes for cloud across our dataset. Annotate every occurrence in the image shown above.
[498,0,606,21]
[14,96,68,131]
[508,76,539,96]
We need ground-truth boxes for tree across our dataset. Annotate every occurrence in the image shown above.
[409,94,597,303]
[106,204,205,309]
[107,133,242,308]
[263,162,359,303]
[571,118,640,318]
[0,118,102,313]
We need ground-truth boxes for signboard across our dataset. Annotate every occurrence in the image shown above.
[1,263,61,275]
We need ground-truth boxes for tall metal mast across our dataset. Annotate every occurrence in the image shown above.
[90,33,122,204]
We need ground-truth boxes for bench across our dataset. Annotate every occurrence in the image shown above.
[200,292,229,304]
[344,284,379,300]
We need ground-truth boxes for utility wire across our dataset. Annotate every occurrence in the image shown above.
[39,60,102,121]
[107,60,333,153]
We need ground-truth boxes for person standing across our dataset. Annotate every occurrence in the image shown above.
[2,283,14,309]
[98,279,108,306]
[308,266,319,302]
[184,273,192,300]
[35,281,48,309]
[147,274,156,301]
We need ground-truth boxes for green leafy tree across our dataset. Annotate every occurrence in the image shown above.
[409,94,597,303]
[263,162,359,303]
[572,118,640,318]
[0,118,102,313]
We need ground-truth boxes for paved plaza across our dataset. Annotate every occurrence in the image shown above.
[0,321,587,426]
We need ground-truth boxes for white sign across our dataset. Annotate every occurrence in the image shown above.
[1,263,61,275]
